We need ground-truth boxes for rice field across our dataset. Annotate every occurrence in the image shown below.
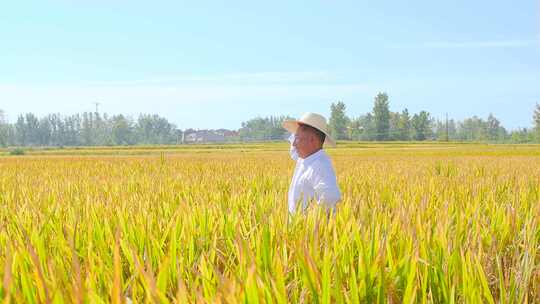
[0,142,539,303]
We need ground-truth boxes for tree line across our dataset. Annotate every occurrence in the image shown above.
[239,93,540,143]
[0,111,180,147]
[238,116,294,141]
[327,93,515,142]
[1,96,539,147]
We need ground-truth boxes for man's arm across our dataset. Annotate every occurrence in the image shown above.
[311,164,341,210]
[288,134,299,161]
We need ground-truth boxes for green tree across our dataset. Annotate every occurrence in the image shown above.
[372,93,390,140]
[510,128,533,143]
[347,118,362,140]
[239,116,293,140]
[411,111,434,141]
[329,101,350,140]
[92,112,110,145]
[456,116,488,141]
[63,114,82,146]
[389,111,400,140]
[353,114,376,141]
[267,116,292,139]
[0,111,184,147]
[434,118,457,141]
[15,115,27,146]
[111,114,134,145]
[24,113,40,146]
[135,114,176,144]
[397,109,411,140]
[239,117,268,140]
[447,119,457,140]
[534,103,540,142]
[0,110,8,147]
[46,114,66,146]
[486,113,507,141]
[37,117,52,146]
[81,112,94,145]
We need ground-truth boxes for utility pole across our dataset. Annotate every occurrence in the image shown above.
[445,112,449,142]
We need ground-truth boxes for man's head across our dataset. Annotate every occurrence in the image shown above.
[293,123,326,159]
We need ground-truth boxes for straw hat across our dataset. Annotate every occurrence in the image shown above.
[282,113,336,147]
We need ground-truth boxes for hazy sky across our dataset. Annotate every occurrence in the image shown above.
[1,1,539,130]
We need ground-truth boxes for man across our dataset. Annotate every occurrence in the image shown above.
[283,113,341,214]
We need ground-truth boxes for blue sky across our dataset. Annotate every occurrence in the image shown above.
[1,1,538,130]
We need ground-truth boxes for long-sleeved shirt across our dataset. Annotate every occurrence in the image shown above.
[287,137,341,213]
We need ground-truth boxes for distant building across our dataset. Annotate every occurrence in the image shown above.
[215,129,239,138]
[183,129,238,143]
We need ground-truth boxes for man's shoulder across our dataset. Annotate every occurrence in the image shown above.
[310,151,335,171]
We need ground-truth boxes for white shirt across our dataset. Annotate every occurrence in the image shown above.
[287,135,341,213]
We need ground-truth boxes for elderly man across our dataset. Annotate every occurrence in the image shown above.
[283,113,341,214]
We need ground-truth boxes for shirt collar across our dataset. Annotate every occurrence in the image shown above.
[300,149,325,166]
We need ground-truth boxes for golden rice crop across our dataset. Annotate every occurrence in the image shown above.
[0,143,539,303]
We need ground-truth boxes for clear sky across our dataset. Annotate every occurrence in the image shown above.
[1,1,538,130]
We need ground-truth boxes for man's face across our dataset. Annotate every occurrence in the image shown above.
[293,125,314,159]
